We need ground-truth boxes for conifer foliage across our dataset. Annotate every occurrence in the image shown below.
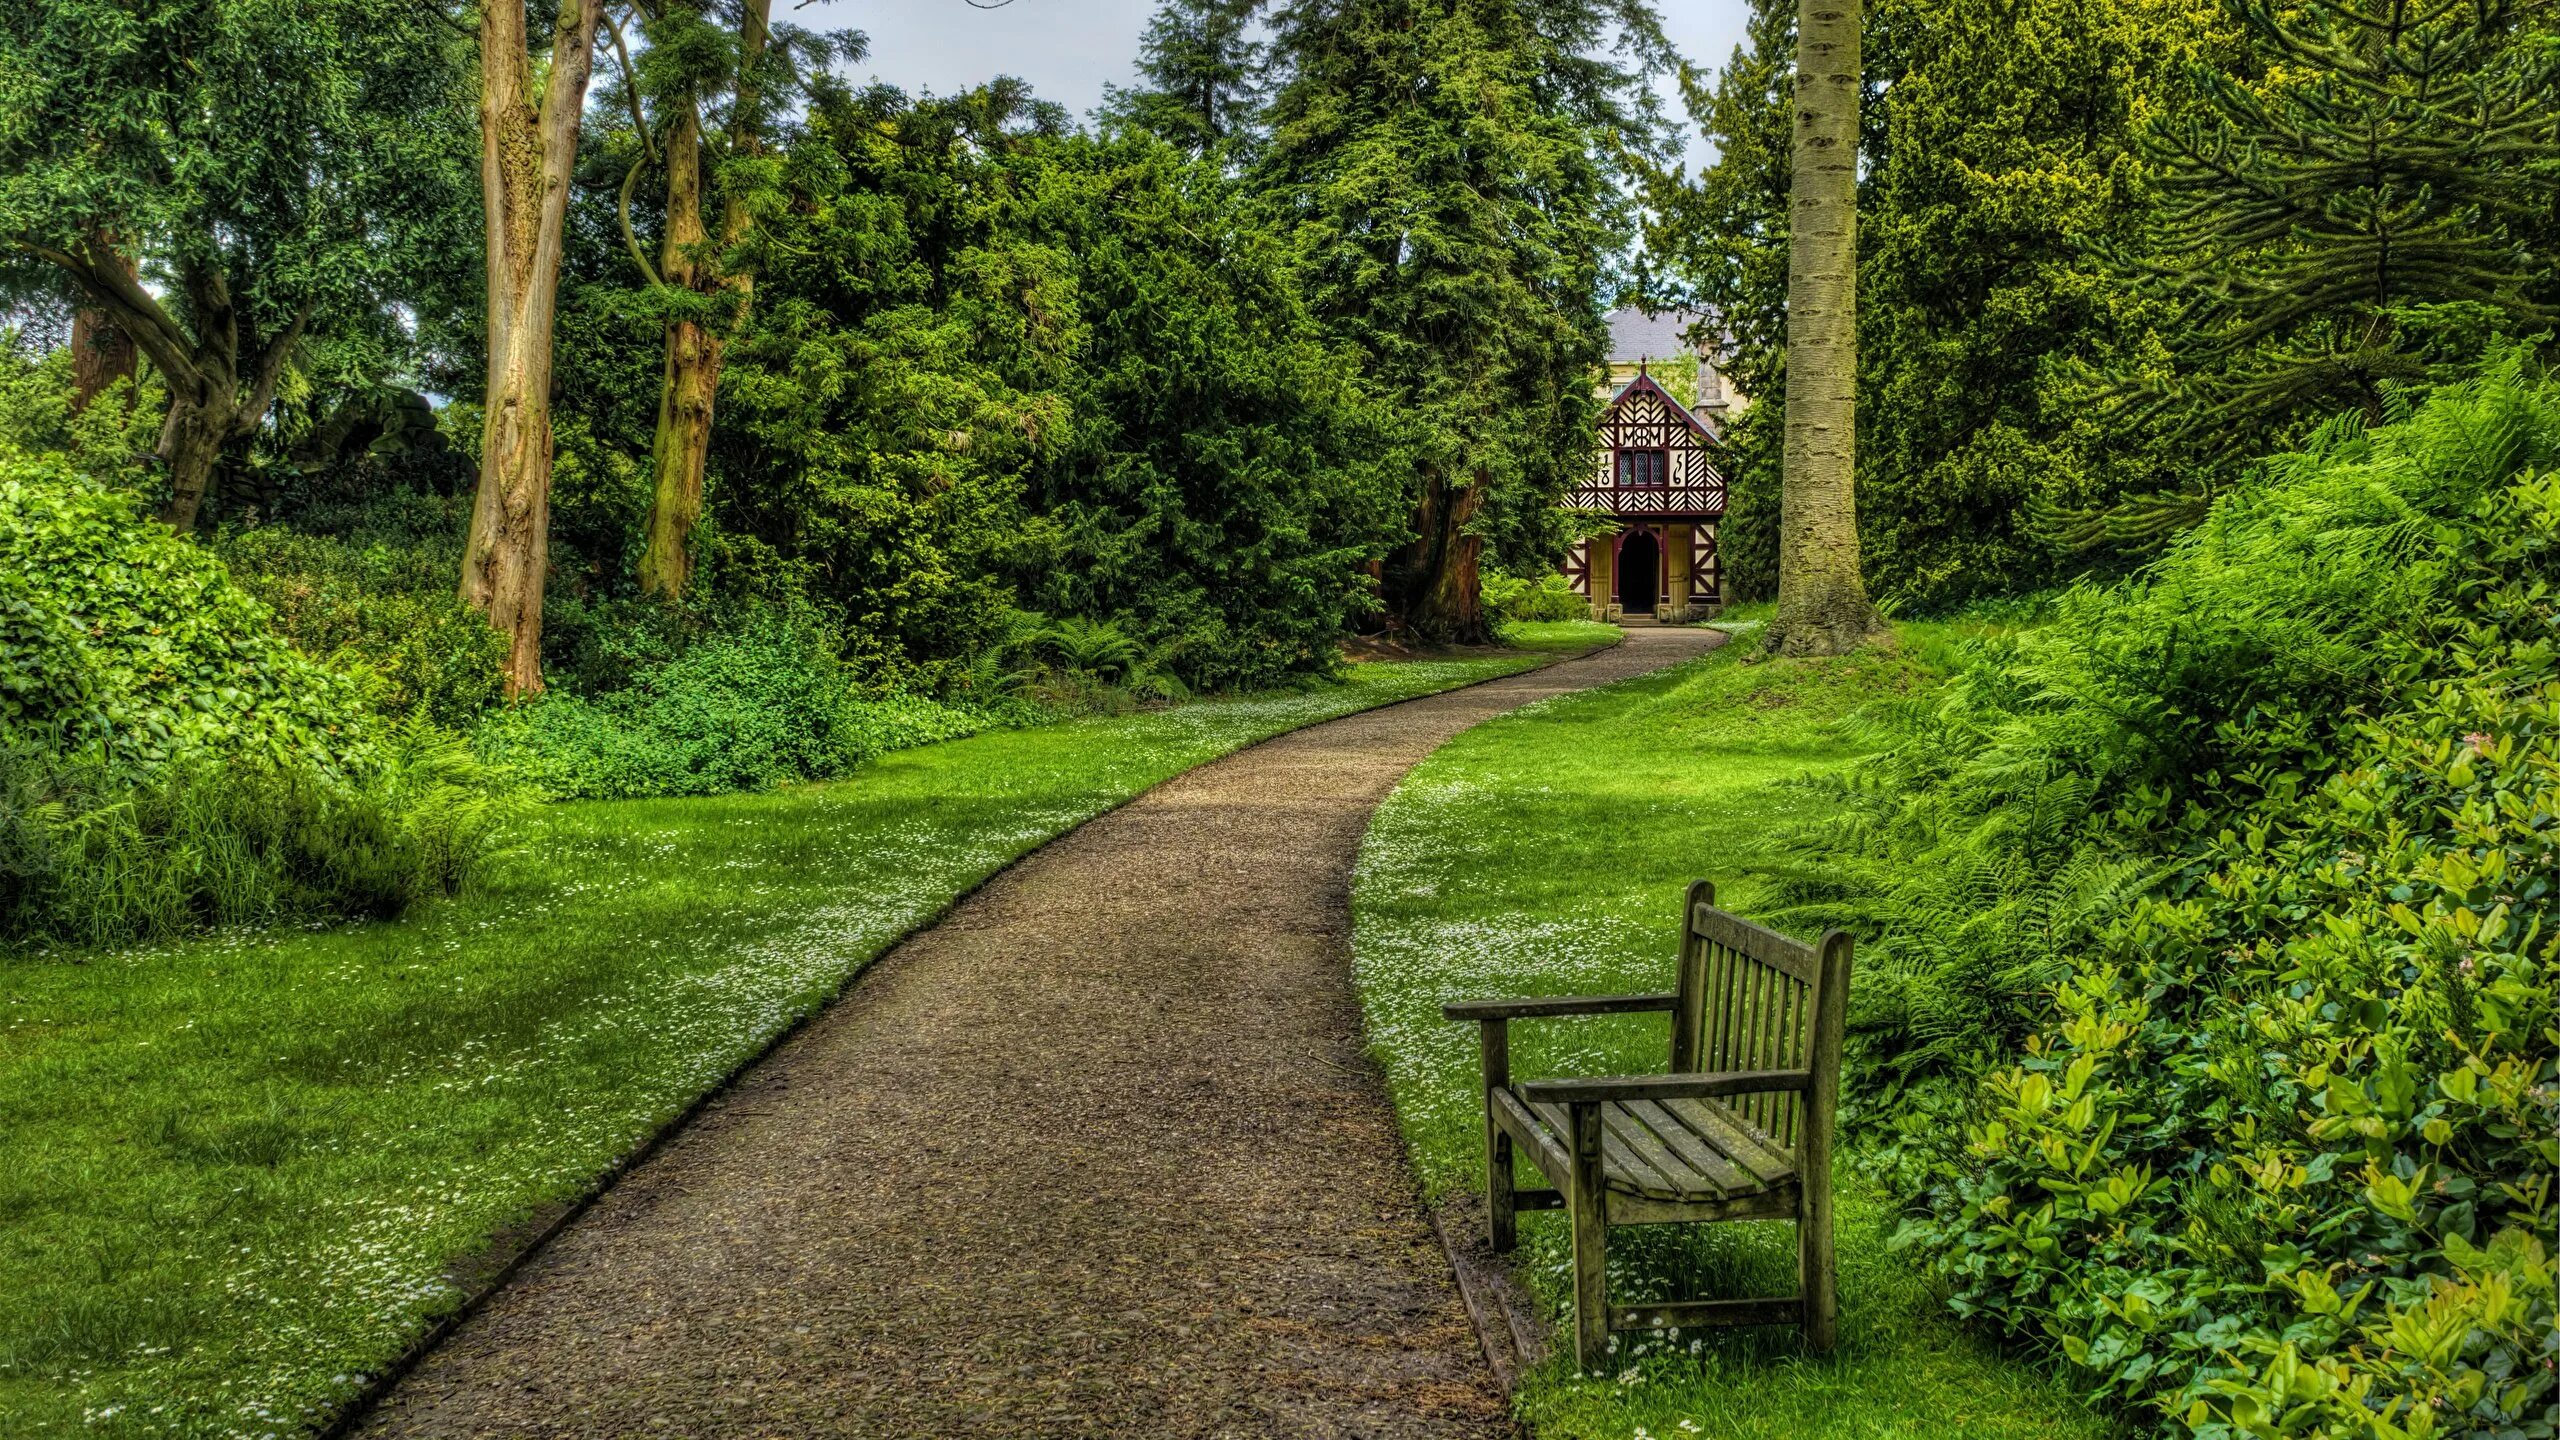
[2058,0,2560,545]
[1258,0,1671,642]
[1103,0,1268,159]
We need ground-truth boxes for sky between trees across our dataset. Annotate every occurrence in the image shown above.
[820,0,1752,166]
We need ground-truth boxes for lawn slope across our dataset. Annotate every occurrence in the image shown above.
[0,625,1608,1439]
[1352,621,2117,1440]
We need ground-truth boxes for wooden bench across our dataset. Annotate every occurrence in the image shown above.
[1442,881,1850,1366]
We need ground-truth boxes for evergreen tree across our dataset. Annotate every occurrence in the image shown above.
[1637,0,1797,603]
[1103,0,1268,159]
[1258,0,1671,642]
[2052,0,2560,549]
[1646,0,2228,608]
[602,1,861,600]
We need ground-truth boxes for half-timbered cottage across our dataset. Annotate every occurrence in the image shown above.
[1562,308,1740,622]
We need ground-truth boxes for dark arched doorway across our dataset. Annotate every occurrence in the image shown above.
[1617,530,1660,614]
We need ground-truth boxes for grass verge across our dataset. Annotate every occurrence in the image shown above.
[0,622,1613,1439]
[1351,618,2117,1440]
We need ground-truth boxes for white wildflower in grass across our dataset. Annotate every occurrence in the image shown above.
[19,645,1571,1440]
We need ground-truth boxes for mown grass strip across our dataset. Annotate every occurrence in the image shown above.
[1352,616,2117,1439]
[0,623,1611,1439]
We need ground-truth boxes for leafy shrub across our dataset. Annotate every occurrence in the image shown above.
[474,620,1004,800]
[1481,568,1590,623]
[0,456,379,773]
[0,722,509,947]
[1800,364,2558,1436]
[0,332,166,495]
[217,522,506,727]
[0,459,508,945]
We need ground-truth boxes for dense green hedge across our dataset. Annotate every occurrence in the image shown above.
[1801,366,2557,1437]
[218,513,506,728]
[1,457,378,774]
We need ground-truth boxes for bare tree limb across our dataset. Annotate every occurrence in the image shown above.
[620,155,666,287]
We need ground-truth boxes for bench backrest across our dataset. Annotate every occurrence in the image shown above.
[1671,880,1851,1155]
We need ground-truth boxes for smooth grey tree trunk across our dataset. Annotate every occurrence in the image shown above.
[1770,0,1881,656]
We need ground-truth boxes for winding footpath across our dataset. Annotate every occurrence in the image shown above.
[360,626,1721,1439]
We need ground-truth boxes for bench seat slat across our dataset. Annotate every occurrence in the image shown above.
[1658,1095,1795,1186]
[1599,1104,1698,1200]
[1622,1098,1756,1193]
[1507,1088,1795,1203]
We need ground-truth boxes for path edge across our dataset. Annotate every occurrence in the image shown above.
[315,632,1625,1439]
[1364,626,1733,1411]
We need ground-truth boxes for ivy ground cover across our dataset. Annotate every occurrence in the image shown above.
[0,624,1608,1439]
[1352,616,2114,1439]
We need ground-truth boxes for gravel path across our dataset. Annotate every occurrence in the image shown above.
[359,627,1721,1440]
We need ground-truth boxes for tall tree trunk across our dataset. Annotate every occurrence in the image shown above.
[1391,469,1492,645]
[639,95,719,599]
[1770,0,1880,657]
[70,308,136,413]
[636,0,772,599]
[463,0,602,697]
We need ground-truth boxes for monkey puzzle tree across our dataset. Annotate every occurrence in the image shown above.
[0,0,475,532]
[2048,0,2560,550]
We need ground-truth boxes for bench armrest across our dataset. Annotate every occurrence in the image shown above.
[1441,992,1677,1022]
[1515,1069,1812,1105]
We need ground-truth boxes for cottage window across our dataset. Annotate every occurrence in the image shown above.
[1615,448,1668,488]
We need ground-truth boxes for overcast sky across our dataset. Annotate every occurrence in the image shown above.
[811,0,1757,170]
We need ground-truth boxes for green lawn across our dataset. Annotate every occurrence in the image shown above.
[0,622,1611,1439]
[1352,614,2118,1440]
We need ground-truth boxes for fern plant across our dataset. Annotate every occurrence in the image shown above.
[1817,357,2558,1436]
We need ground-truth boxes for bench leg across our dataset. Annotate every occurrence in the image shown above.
[1799,1189,1838,1353]
[1569,1104,1608,1370]
[1479,1019,1516,1253]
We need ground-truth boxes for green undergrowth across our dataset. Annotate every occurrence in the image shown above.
[1352,623,2117,1440]
[0,624,1606,1438]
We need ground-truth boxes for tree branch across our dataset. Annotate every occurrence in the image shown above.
[604,6,658,165]
[621,156,666,288]
[232,302,316,441]
[419,0,477,38]
[17,239,204,390]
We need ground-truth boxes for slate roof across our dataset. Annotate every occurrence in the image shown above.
[1605,306,1710,365]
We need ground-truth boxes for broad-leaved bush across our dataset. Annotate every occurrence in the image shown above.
[0,456,376,773]
[0,458,507,944]
[1799,364,2558,1437]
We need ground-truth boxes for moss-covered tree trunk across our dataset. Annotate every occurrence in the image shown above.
[70,309,135,414]
[462,0,601,696]
[636,0,773,600]
[1770,0,1881,656]
[638,95,720,599]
